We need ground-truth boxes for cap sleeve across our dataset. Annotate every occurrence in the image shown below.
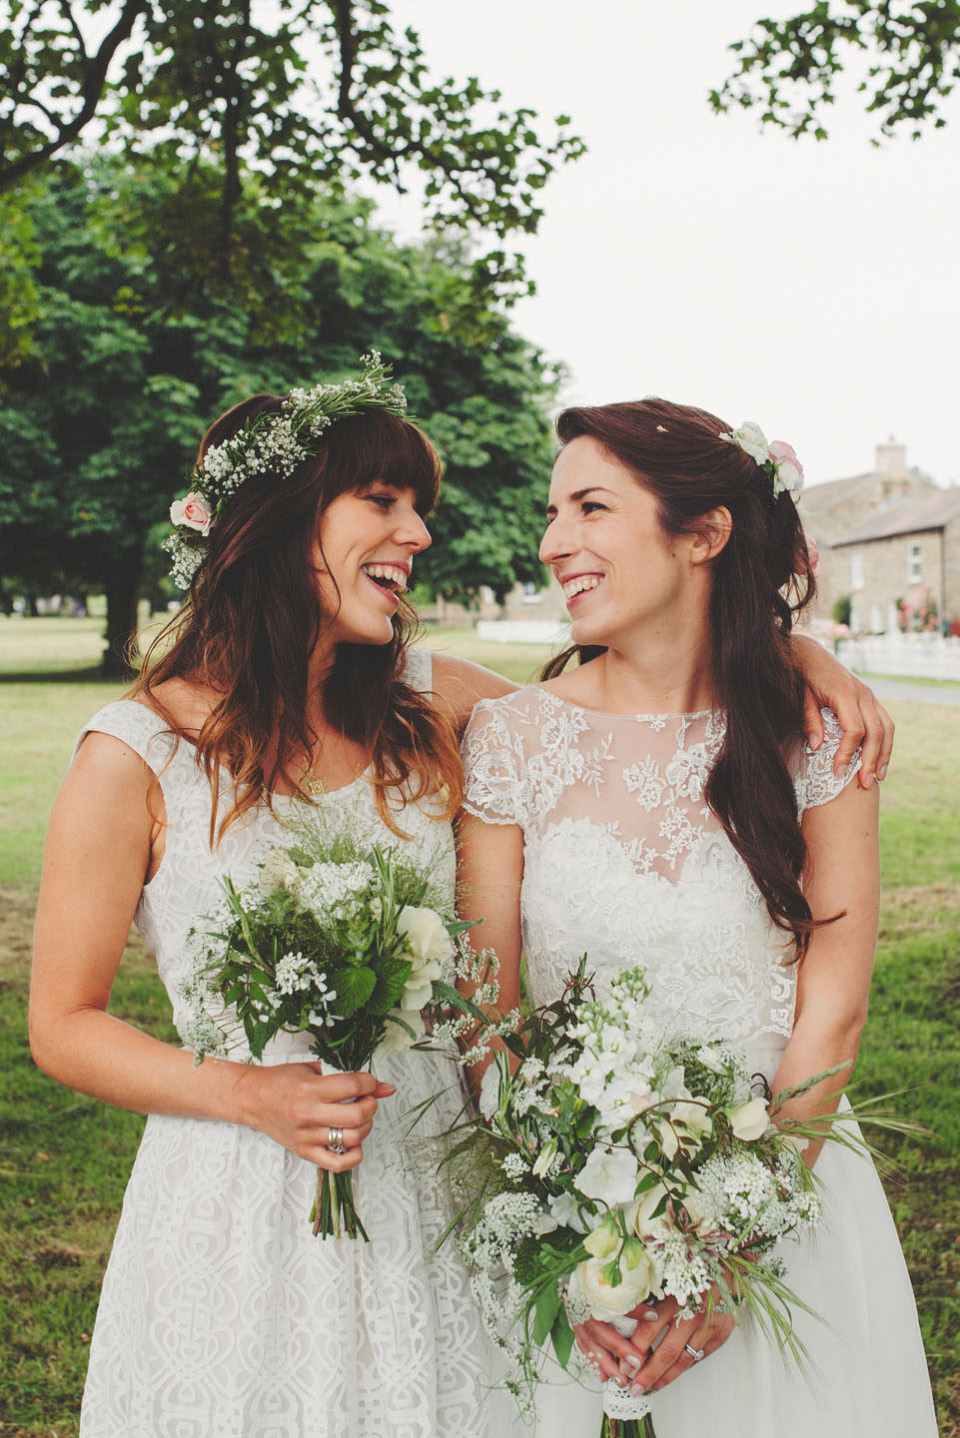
[74,700,177,773]
[793,708,862,816]
[461,698,525,828]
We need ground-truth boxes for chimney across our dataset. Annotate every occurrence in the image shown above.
[876,436,907,474]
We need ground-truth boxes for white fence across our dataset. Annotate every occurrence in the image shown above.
[475,619,572,645]
[837,632,960,682]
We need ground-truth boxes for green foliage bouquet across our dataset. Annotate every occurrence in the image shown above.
[448,961,895,1437]
[186,822,498,1240]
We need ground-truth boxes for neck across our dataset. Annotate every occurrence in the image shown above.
[589,597,719,714]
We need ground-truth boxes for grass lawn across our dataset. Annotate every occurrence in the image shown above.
[1,616,958,1435]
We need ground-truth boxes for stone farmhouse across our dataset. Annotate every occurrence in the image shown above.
[803,441,960,635]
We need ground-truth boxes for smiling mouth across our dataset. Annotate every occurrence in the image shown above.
[362,562,408,596]
[562,575,603,601]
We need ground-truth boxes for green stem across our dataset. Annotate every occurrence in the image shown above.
[310,1168,369,1241]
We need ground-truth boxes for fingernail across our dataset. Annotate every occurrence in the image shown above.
[862,770,876,787]
[877,764,888,782]
[642,1309,659,1322]
[630,1382,647,1396]
[806,733,821,750]
[620,1356,641,1379]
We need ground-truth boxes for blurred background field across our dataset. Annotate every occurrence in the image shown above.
[1,616,958,1435]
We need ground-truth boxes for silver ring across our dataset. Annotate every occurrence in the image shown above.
[327,1126,346,1154]
[684,1343,705,1363]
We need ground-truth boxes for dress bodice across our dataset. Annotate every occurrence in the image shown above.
[462,687,858,1079]
[76,649,455,1055]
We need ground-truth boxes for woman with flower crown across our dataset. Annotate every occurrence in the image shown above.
[458,399,937,1435]
[31,357,893,1438]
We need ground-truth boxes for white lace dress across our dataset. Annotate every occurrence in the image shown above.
[76,651,518,1438]
[462,686,938,1438]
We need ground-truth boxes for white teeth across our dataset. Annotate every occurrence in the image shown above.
[562,575,603,599]
[362,563,408,591]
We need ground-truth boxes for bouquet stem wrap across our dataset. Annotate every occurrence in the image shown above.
[600,1317,655,1437]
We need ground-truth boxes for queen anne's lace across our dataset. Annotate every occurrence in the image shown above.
[462,690,859,1057]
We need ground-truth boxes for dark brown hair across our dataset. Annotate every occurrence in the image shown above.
[134,400,462,840]
[542,398,820,957]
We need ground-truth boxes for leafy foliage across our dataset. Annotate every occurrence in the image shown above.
[712,2,960,141]
[0,0,585,297]
[0,155,559,667]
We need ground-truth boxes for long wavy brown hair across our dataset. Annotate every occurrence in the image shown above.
[542,398,822,958]
[134,402,462,842]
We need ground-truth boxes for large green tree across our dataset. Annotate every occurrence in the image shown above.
[713,2,960,141]
[0,158,559,673]
[0,0,583,308]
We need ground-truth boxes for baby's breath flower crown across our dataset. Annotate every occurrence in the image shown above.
[164,351,408,589]
[719,421,805,501]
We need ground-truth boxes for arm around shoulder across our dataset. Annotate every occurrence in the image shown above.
[428,651,517,733]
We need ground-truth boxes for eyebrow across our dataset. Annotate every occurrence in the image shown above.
[545,485,616,516]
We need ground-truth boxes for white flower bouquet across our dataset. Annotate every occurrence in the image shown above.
[448,960,892,1438]
[185,822,498,1240]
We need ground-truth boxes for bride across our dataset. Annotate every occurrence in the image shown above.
[457,398,937,1435]
[30,356,895,1437]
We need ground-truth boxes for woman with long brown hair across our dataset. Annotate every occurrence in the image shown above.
[458,398,936,1435]
[30,356,892,1438]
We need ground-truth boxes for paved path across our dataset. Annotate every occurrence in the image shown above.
[860,676,960,708]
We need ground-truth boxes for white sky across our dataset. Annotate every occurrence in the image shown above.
[373,0,960,490]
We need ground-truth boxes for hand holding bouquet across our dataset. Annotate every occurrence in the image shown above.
[448,960,897,1437]
[185,819,502,1239]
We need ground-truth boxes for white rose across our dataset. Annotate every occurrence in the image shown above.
[574,1147,639,1207]
[628,1183,669,1234]
[721,422,769,466]
[727,1096,770,1141]
[569,1251,656,1320]
[396,906,453,1010]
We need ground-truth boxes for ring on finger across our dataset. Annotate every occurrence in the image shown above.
[327,1126,347,1155]
[684,1343,705,1363]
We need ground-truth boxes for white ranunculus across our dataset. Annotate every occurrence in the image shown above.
[727,1096,770,1141]
[721,421,769,466]
[377,1007,425,1056]
[569,1250,657,1320]
[574,1147,639,1207]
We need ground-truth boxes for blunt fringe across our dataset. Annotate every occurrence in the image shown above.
[542,398,822,959]
[134,403,462,842]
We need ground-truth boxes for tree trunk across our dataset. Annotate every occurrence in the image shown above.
[102,557,142,678]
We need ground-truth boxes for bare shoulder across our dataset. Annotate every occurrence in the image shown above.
[139,675,218,735]
[429,652,517,731]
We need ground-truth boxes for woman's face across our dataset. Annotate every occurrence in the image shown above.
[540,436,697,650]
[314,481,431,646]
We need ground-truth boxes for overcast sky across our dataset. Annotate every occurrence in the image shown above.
[373,0,960,491]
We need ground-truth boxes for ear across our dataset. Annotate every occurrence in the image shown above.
[689,506,732,566]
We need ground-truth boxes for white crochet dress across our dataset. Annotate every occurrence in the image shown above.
[76,651,517,1438]
[462,686,937,1438]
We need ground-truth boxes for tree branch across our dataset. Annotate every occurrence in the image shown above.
[0,0,148,188]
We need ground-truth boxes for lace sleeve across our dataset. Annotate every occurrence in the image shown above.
[793,708,862,815]
[461,698,525,828]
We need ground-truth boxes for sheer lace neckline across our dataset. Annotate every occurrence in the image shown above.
[540,689,722,724]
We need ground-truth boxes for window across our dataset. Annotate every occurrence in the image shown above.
[850,551,864,591]
[907,542,923,583]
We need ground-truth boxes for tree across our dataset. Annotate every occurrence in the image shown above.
[0,0,583,301]
[712,2,960,141]
[0,157,559,673]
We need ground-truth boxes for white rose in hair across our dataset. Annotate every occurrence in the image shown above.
[721,422,770,465]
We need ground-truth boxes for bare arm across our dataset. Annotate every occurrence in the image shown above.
[791,633,894,788]
[30,733,390,1171]
[454,809,525,1018]
[769,773,880,1163]
[429,652,517,735]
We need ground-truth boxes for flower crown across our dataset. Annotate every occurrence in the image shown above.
[718,422,804,500]
[164,351,407,588]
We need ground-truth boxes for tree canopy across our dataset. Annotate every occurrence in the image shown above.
[0,157,559,671]
[712,1,960,141]
[0,0,584,299]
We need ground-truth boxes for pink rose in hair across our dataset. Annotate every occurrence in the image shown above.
[768,441,804,498]
[170,491,213,536]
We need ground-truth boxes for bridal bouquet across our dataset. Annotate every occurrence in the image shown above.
[448,961,876,1438]
[185,820,502,1240]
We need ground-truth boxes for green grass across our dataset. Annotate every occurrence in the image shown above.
[1,618,958,1435]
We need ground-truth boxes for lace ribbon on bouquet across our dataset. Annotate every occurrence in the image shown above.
[603,1317,653,1424]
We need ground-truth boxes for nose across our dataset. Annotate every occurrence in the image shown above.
[539,517,571,566]
[398,507,432,553]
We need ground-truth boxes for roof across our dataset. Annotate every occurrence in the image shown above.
[830,488,960,546]
[802,471,877,513]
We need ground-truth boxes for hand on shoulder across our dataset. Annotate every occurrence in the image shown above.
[428,651,516,733]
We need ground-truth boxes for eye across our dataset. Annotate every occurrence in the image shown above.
[581,500,607,514]
[366,494,396,510]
